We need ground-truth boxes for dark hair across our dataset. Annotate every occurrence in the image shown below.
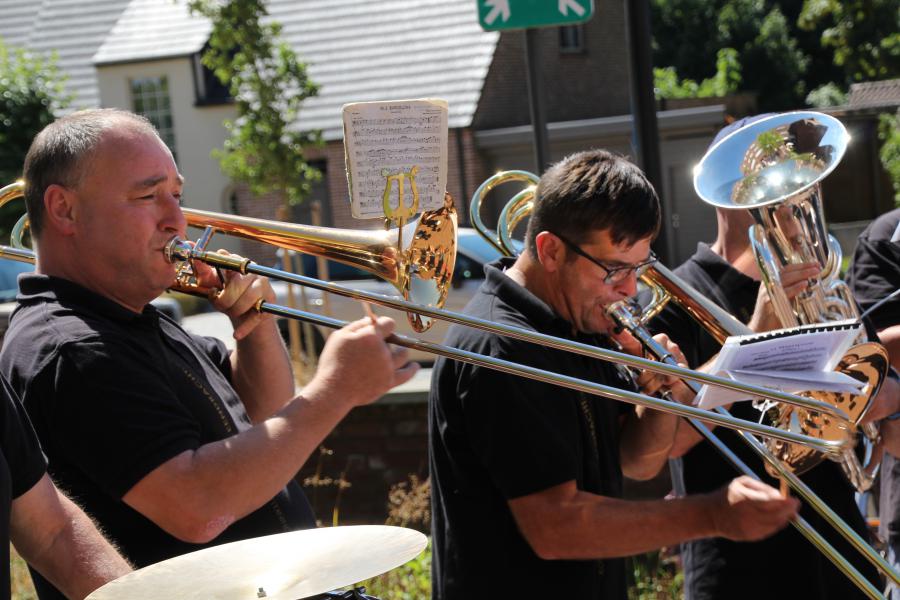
[525,149,661,258]
[22,109,158,237]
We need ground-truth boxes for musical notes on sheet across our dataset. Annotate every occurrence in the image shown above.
[343,99,449,220]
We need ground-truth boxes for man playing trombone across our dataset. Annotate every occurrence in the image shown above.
[0,108,419,599]
[429,149,799,599]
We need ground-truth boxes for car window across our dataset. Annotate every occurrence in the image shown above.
[457,232,504,264]
[0,260,33,302]
[453,230,504,283]
[453,252,486,283]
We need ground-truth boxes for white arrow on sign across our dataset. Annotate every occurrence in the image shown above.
[558,0,585,17]
[484,0,511,25]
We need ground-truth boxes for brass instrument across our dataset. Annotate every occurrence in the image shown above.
[469,169,897,596]
[469,170,538,256]
[1,177,891,596]
[693,111,884,492]
[0,182,853,452]
[0,181,457,333]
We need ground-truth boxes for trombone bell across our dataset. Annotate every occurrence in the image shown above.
[181,194,457,333]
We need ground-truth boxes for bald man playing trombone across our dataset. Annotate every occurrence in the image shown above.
[0,108,418,599]
[429,149,800,600]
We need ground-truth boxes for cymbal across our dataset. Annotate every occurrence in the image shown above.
[86,525,427,600]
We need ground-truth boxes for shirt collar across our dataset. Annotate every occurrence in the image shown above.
[481,257,585,339]
[17,273,161,325]
[689,242,756,288]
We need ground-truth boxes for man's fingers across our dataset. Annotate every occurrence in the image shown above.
[233,312,264,340]
[391,346,411,369]
[393,361,421,386]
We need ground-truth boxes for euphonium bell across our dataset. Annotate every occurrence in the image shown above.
[693,111,887,491]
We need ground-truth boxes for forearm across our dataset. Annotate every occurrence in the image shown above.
[124,384,350,542]
[619,408,679,480]
[230,317,295,421]
[879,326,900,373]
[12,481,130,600]
[863,376,900,424]
[513,489,716,559]
[35,497,130,599]
[669,420,706,458]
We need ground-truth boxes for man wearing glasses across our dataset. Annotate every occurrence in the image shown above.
[428,149,800,600]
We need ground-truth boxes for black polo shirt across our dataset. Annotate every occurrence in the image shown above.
[0,375,46,600]
[0,275,315,589]
[847,208,900,551]
[429,257,630,600]
[651,243,879,600]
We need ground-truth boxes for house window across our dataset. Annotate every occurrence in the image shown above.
[191,50,232,105]
[131,76,177,161]
[559,25,585,53]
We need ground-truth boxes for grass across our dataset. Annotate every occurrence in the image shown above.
[10,546,36,600]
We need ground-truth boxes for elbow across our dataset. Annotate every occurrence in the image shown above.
[161,510,236,544]
[526,530,568,560]
[620,455,666,481]
[518,503,592,560]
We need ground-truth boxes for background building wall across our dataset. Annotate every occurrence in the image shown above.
[97,57,241,252]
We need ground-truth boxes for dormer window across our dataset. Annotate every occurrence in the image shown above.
[191,50,232,106]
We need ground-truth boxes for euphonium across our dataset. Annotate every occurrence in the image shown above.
[693,111,886,491]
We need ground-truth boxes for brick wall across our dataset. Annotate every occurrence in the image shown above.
[474,0,631,131]
[294,398,429,526]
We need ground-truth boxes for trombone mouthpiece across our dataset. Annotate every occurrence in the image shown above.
[164,237,193,263]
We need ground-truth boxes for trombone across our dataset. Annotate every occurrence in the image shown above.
[0,180,889,596]
[470,170,898,596]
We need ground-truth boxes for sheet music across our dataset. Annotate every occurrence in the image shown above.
[342,99,448,219]
[695,319,864,410]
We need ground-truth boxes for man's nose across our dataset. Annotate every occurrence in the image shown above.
[615,270,639,298]
[161,193,186,234]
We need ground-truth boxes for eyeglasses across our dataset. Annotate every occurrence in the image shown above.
[554,233,657,284]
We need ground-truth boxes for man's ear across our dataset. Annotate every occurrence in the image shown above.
[42,184,78,236]
[534,231,565,273]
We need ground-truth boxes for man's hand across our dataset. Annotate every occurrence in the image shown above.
[304,316,419,409]
[861,377,900,424]
[612,329,693,405]
[748,261,819,332]
[193,250,276,340]
[709,476,800,541]
[882,418,900,458]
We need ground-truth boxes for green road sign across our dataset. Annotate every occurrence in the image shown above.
[477,0,594,31]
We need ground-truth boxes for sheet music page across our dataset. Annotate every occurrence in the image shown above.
[342,99,448,219]
[695,319,863,410]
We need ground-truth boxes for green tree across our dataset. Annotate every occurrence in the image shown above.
[0,38,71,242]
[0,38,71,183]
[651,0,809,110]
[799,0,900,83]
[186,0,321,207]
[880,111,900,206]
[655,48,742,99]
[187,0,323,375]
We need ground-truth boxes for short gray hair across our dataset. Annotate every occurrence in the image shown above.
[22,109,159,237]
